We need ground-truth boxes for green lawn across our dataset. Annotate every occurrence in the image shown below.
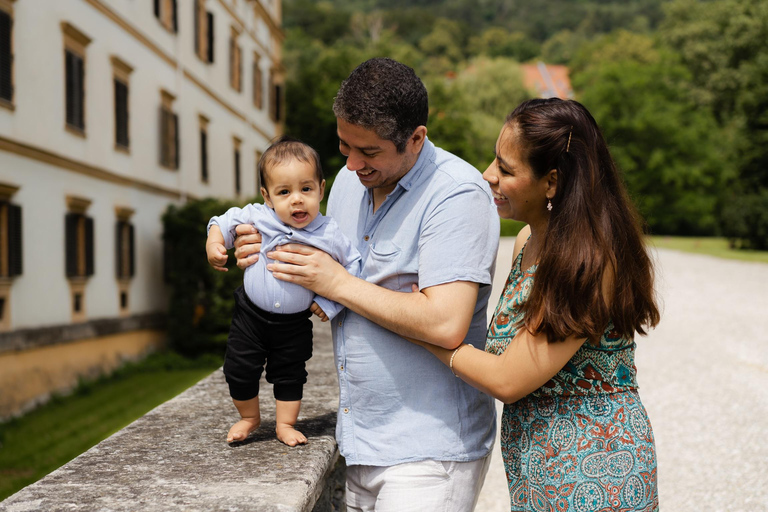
[648,236,768,263]
[0,353,221,501]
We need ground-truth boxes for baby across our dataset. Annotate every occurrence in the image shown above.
[206,136,360,446]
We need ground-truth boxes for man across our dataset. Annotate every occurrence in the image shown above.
[235,58,499,511]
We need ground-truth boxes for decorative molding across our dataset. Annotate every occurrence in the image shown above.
[0,135,185,200]
[114,206,135,220]
[110,55,134,77]
[0,183,19,201]
[61,22,92,49]
[66,195,92,214]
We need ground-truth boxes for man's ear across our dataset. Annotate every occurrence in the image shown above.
[545,169,558,199]
[261,187,273,208]
[408,126,428,155]
[319,179,326,201]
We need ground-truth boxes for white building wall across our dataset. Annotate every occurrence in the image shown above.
[0,0,283,332]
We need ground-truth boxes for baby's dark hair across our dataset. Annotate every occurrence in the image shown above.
[258,135,323,189]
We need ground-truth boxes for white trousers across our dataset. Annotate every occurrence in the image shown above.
[345,455,491,512]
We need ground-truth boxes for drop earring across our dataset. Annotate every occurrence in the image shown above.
[547,199,553,211]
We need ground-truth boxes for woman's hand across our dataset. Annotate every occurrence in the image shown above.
[233,224,263,269]
[266,244,349,300]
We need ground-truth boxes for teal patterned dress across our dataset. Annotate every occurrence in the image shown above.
[486,245,659,512]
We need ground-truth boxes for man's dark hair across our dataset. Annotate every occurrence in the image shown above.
[258,135,323,189]
[332,58,428,153]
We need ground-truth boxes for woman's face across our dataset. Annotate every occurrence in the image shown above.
[483,123,550,224]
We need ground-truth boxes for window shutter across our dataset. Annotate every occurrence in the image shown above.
[207,12,215,63]
[65,51,76,127]
[154,0,160,18]
[115,220,124,278]
[8,203,21,277]
[66,51,84,130]
[65,213,79,277]
[234,149,241,194]
[128,223,135,277]
[0,11,12,102]
[85,216,94,277]
[159,106,167,166]
[200,129,208,182]
[115,79,129,148]
[172,112,179,169]
[274,84,283,123]
[229,37,234,88]
[171,0,178,33]
[194,1,200,58]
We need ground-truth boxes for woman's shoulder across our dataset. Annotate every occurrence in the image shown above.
[512,225,531,263]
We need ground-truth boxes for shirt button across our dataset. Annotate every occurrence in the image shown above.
[343,408,349,413]
[338,321,342,327]
[340,365,344,371]
[274,302,280,308]
[364,235,370,241]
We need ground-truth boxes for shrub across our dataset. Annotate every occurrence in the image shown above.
[720,190,768,250]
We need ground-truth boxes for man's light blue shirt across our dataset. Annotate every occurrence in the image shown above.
[208,204,360,319]
[328,138,500,466]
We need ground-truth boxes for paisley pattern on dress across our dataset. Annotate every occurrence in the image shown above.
[487,243,659,512]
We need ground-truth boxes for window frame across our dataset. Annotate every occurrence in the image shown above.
[62,22,91,137]
[0,0,15,110]
[111,56,133,152]
[159,90,179,170]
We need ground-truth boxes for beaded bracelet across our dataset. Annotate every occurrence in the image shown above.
[449,344,467,377]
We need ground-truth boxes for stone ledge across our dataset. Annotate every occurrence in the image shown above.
[0,320,344,512]
[0,313,167,354]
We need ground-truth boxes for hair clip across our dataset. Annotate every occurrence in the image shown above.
[566,127,573,153]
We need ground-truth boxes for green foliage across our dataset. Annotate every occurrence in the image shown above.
[720,190,768,250]
[467,27,540,62]
[162,198,253,356]
[572,33,732,235]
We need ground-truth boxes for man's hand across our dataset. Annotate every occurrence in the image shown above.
[266,244,349,300]
[310,302,329,322]
[233,224,263,269]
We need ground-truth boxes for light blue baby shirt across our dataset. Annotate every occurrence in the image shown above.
[328,138,500,466]
[208,204,361,319]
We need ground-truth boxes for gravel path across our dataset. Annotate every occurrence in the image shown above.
[475,241,768,511]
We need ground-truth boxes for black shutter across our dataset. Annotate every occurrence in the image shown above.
[154,0,160,18]
[65,213,79,277]
[200,129,208,182]
[274,84,283,123]
[84,216,94,276]
[115,220,124,278]
[115,79,129,148]
[171,0,178,33]
[66,51,84,130]
[65,51,75,127]
[172,112,179,169]
[7,203,21,277]
[234,148,241,194]
[128,223,135,277]
[207,12,214,63]
[0,11,13,102]
[159,106,167,166]
[229,37,234,87]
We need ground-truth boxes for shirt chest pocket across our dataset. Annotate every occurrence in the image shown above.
[363,242,402,291]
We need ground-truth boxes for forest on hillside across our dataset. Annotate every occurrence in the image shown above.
[280,0,768,246]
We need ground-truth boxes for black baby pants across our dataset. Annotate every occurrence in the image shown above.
[223,286,313,402]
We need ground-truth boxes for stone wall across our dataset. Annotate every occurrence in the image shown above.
[0,320,345,511]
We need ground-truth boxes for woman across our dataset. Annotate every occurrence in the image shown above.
[415,98,660,511]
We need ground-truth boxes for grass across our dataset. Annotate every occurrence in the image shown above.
[648,236,768,263]
[0,351,222,501]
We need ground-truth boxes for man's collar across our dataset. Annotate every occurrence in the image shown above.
[396,137,435,192]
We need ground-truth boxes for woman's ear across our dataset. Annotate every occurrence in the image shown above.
[545,169,558,199]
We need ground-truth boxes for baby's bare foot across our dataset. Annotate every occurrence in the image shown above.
[275,424,307,447]
[227,417,260,443]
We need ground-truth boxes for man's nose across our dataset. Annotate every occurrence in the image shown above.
[346,152,365,171]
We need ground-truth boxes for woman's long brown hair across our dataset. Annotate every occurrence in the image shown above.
[510,98,660,342]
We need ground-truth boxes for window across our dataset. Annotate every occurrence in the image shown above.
[255,150,263,195]
[112,57,133,151]
[234,138,241,196]
[0,184,21,279]
[62,23,91,135]
[65,196,93,322]
[0,3,14,107]
[159,90,179,170]
[154,0,177,33]
[269,68,284,123]
[115,207,134,316]
[252,54,263,110]
[200,115,209,183]
[194,0,214,63]
[229,27,242,92]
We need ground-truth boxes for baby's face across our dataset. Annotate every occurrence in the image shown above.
[261,159,325,229]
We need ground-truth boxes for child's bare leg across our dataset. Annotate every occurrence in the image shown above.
[275,400,307,446]
[228,396,261,443]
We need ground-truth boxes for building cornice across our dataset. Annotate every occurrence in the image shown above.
[0,135,187,200]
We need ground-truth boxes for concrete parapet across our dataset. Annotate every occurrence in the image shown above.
[0,320,344,511]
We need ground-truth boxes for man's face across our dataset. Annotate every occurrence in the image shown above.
[337,118,421,196]
[261,158,325,229]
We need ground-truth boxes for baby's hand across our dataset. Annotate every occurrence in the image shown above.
[310,302,328,322]
[206,242,229,272]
